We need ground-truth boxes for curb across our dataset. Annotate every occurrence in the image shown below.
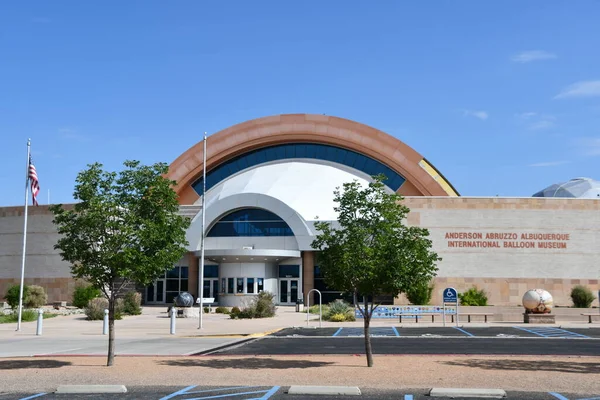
[182,327,283,339]
[55,385,127,394]
[287,386,361,396]
[429,388,507,398]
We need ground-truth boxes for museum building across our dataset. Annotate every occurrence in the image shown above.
[1,114,599,307]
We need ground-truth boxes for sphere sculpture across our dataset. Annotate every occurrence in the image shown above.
[174,292,194,308]
[522,289,553,314]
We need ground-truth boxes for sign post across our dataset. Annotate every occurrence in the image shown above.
[442,287,458,327]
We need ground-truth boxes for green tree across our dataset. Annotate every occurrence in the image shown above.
[312,175,440,367]
[50,160,190,366]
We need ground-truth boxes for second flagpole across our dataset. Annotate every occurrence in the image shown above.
[16,139,31,331]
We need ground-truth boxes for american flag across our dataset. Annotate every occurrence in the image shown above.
[28,155,40,206]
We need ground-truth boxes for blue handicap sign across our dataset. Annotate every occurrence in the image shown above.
[443,287,457,303]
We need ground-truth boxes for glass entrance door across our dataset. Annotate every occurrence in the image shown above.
[203,279,219,303]
[279,279,299,304]
[146,279,165,304]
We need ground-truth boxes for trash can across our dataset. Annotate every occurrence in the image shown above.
[295,298,304,312]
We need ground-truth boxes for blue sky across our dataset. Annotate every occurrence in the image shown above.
[1,1,600,206]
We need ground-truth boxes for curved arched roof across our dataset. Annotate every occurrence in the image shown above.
[167,114,458,204]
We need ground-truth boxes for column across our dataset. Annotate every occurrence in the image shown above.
[302,251,315,305]
[187,252,198,299]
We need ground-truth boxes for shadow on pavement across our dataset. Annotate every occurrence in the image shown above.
[440,359,600,374]
[156,358,335,369]
[0,360,72,370]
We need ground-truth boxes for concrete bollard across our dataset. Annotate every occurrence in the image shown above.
[103,309,109,335]
[36,308,43,336]
[170,307,176,335]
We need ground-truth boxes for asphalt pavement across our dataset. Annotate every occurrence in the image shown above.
[3,386,598,400]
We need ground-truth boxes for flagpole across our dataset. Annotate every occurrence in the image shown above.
[198,132,207,329]
[16,139,31,331]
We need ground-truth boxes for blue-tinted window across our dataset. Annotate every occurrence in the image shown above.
[204,265,218,278]
[207,208,294,237]
[192,143,405,194]
[279,265,300,278]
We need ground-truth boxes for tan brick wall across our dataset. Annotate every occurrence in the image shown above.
[0,277,77,304]
[399,197,600,306]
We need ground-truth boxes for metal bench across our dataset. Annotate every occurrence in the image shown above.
[395,313,443,323]
[450,313,494,323]
[581,313,600,324]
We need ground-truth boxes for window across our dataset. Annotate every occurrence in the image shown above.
[204,265,218,278]
[222,277,265,294]
[193,143,406,194]
[207,208,294,237]
[279,265,300,278]
[163,266,190,304]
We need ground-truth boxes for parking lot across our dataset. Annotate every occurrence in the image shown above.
[271,326,600,339]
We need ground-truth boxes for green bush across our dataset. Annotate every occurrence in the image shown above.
[203,307,210,313]
[25,285,47,308]
[458,286,488,306]
[215,306,230,314]
[84,297,123,320]
[306,304,330,315]
[236,292,277,319]
[5,285,29,309]
[405,280,434,305]
[571,285,596,308]
[73,285,101,309]
[327,299,351,316]
[122,291,142,315]
[323,300,355,322]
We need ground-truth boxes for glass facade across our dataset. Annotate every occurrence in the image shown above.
[192,143,406,194]
[164,266,189,304]
[207,208,293,237]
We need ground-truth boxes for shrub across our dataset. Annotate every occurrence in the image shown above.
[405,280,434,305]
[323,300,355,322]
[73,285,101,309]
[327,299,352,316]
[571,285,596,308]
[344,311,356,322]
[122,291,142,315]
[329,313,346,322]
[459,286,488,306]
[5,285,29,309]
[215,306,230,314]
[25,285,47,308]
[203,307,210,313]
[231,306,241,314]
[253,291,276,318]
[236,292,277,319]
[307,304,330,315]
[85,297,123,320]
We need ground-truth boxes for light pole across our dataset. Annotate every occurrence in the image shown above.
[198,132,207,329]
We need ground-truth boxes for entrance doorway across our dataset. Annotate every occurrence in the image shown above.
[203,279,219,303]
[279,279,299,304]
[146,279,165,304]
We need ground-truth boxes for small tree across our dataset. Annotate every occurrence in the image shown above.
[405,279,435,305]
[50,160,190,366]
[312,175,440,367]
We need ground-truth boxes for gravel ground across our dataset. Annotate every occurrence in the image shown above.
[0,354,598,394]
